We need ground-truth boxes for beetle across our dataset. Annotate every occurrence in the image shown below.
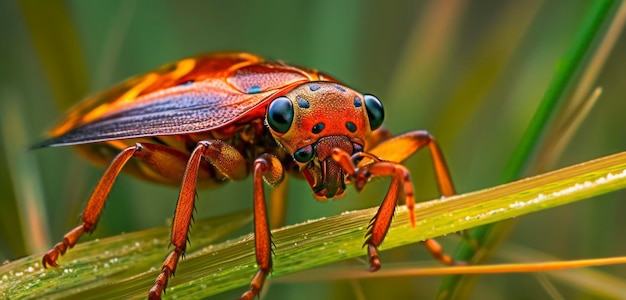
[33,52,459,299]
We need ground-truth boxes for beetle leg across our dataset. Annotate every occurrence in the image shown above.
[42,142,212,269]
[42,144,142,268]
[366,130,455,196]
[334,130,461,269]
[366,130,461,266]
[240,153,284,300]
[364,161,414,271]
[364,126,393,151]
[149,140,249,299]
[333,148,415,270]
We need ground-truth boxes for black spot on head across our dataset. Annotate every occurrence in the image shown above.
[353,96,362,107]
[335,85,346,92]
[309,83,320,91]
[346,122,357,132]
[297,97,310,108]
[312,122,325,134]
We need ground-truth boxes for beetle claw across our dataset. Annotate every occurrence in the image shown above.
[367,243,381,272]
[42,253,59,268]
[42,244,65,268]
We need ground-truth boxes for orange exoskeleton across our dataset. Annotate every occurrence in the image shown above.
[33,52,458,299]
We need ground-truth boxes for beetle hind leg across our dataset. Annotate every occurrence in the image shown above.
[42,144,141,268]
[42,142,202,269]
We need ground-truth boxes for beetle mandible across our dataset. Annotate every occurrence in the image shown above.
[33,52,459,299]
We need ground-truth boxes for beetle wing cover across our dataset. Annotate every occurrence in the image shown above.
[34,53,326,148]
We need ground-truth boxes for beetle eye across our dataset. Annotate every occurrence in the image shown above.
[294,145,315,163]
[267,96,294,134]
[364,94,384,131]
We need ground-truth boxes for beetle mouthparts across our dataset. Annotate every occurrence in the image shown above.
[312,157,345,199]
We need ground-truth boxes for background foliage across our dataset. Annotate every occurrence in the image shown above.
[1,1,625,299]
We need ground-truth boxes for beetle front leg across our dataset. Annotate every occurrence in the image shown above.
[333,146,458,271]
[240,153,284,300]
[149,140,248,300]
[361,162,415,271]
[333,149,414,271]
[364,131,461,266]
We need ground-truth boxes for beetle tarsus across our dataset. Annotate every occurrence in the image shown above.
[150,248,182,299]
[149,269,171,300]
[238,269,268,300]
[42,225,86,268]
[367,243,381,272]
[423,239,466,266]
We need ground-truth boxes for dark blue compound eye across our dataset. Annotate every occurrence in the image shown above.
[267,96,294,134]
[294,145,315,163]
[364,94,384,131]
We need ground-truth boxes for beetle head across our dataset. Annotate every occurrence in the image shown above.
[266,82,384,200]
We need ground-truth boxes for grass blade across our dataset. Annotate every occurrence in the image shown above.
[441,0,618,297]
[19,0,89,110]
[2,151,626,299]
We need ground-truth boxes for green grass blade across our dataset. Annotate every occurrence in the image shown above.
[2,151,626,299]
[503,0,615,181]
[19,0,89,109]
[441,0,618,297]
[0,210,252,299]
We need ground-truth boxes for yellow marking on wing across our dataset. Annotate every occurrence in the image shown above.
[80,73,160,123]
[51,119,78,137]
[168,58,196,82]
[47,54,264,138]
[77,59,195,126]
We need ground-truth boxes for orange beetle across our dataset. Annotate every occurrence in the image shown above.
[34,52,458,299]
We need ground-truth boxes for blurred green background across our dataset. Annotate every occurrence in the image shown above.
[1,1,625,299]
